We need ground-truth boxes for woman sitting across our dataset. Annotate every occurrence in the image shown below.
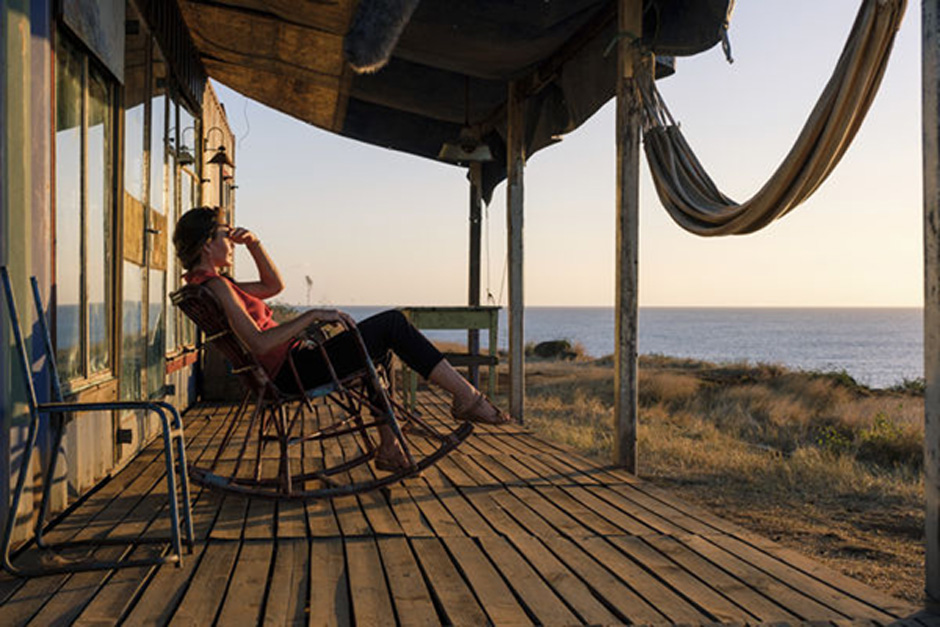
[173,207,509,470]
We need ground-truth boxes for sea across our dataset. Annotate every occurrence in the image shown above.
[333,306,924,390]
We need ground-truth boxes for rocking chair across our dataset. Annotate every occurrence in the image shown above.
[171,281,472,499]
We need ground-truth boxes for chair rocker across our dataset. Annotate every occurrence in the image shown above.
[171,281,472,500]
[0,267,194,577]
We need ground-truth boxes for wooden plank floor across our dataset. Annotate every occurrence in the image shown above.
[0,389,930,626]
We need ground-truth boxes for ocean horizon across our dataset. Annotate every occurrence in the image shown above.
[302,305,923,390]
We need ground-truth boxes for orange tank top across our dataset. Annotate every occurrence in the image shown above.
[183,269,291,377]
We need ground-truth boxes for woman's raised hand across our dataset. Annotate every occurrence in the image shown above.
[229,226,260,246]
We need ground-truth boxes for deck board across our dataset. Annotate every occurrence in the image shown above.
[0,391,927,625]
[262,538,308,625]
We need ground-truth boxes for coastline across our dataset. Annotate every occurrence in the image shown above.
[298,305,923,389]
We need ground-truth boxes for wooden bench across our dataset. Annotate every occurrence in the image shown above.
[400,306,500,409]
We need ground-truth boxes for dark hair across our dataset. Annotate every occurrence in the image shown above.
[173,206,223,270]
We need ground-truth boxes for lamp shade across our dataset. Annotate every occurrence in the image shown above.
[438,126,493,163]
[177,145,195,166]
[438,141,493,163]
[207,145,234,167]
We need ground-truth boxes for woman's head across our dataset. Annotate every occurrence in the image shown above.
[173,206,229,270]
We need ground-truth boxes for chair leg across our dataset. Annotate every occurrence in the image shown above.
[33,414,66,549]
[254,406,269,482]
[277,405,292,495]
[155,406,184,567]
[161,401,195,552]
[211,390,252,471]
[232,396,264,478]
[1,414,42,577]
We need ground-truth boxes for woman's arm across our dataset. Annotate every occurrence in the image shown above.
[206,278,354,357]
[228,227,284,299]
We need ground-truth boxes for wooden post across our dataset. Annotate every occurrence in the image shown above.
[468,161,482,389]
[506,81,525,421]
[614,0,642,471]
[923,0,940,603]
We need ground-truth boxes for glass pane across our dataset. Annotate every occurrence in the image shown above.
[120,262,145,401]
[149,45,167,214]
[182,171,196,213]
[165,240,177,353]
[147,269,166,397]
[87,64,113,374]
[123,9,147,205]
[179,105,196,181]
[55,34,83,381]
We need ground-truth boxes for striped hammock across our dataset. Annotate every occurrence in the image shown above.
[640,0,907,236]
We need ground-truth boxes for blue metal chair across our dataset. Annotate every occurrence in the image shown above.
[0,267,194,577]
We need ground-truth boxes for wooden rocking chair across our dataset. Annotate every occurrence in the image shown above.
[171,281,472,499]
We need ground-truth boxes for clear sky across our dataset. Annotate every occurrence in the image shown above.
[220,1,922,308]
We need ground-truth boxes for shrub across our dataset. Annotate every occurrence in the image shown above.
[269,300,300,324]
[638,371,700,407]
[889,377,926,396]
[815,424,855,457]
[529,339,588,360]
[857,412,922,470]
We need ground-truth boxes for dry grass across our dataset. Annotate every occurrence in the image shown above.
[504,355,926,604]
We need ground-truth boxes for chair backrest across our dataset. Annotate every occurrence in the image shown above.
[170,281,275,395]
[0,267,43,417]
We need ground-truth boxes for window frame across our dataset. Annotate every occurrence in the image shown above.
[165,93,201,358]
[54,26,119,395]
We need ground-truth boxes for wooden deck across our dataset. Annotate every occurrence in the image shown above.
[0,389,930,626]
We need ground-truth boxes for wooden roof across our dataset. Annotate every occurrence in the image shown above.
[178,0,733,200]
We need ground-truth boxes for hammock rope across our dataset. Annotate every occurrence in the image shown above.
[639,0,907,236]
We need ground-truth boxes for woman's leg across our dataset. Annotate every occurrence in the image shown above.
[427,360,510,424]
[277,310,508,464]
[358,310,509,424]
[276,334,409,467]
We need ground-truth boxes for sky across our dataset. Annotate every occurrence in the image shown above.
[219,1,922,308]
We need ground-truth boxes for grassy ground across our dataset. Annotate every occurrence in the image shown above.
[494,353,925,604]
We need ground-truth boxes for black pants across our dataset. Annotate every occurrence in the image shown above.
[275,309,444,393]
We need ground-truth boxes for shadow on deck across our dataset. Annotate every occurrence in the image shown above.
[0,389,931,625]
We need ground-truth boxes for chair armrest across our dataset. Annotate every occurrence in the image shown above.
[36,400,183,430]
[300,316,358,346]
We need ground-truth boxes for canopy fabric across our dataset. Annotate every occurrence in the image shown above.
[178,0,733,203]
[641,0,906,236]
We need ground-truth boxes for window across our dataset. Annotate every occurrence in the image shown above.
[166,98,200,355]
[55,30,115,384]
[146,45,167,398]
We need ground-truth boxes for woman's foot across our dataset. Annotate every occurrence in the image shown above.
[374,441,411,472]
[451,392,511,425]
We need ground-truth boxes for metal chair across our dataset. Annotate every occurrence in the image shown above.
[0,267,194,577]
[171,281,473,499]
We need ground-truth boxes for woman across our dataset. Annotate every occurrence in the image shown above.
[173,207,509,471]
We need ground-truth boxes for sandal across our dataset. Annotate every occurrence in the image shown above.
[451,392,511,425]
[374,449,413,473]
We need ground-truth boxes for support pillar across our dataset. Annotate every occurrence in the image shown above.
[467,162,482,389]
[922,0,940,603]
[614,0,642,471]
[506,81,525,421]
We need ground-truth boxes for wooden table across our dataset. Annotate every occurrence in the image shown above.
[400,306,500,408]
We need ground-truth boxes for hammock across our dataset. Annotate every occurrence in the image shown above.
[640,0,907,236]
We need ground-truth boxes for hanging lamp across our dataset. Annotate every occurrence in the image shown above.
[438,76,493,164]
